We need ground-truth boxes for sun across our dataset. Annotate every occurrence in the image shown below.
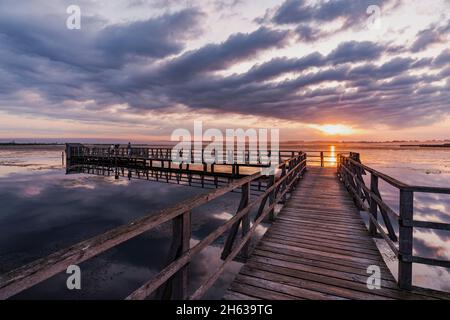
[312,124,354,136]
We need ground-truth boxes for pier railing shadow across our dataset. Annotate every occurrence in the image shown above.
[338,152,450,290]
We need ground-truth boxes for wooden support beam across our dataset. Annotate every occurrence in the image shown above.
[159,210,191,300]
[268,175,276,221]
[221,183,250,260]
[398,189,414,290]
[280,164,287,204]
[369,174,378,236]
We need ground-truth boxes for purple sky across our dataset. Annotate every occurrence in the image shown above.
[0,0,449,141]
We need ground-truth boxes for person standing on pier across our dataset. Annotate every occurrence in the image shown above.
[127,142,132,157]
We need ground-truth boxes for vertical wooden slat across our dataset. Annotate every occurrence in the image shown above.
[65,144,71,171]
[241,203,251,260]
[369,173,379,236]
[172,210,191,299]
[398,189,414,290]
[268,175,276,221]
[280,164,287,203]
[221,183,250,260]
[158,210,191,300]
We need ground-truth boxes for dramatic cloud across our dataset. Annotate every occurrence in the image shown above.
[295,24,326,42]
[153,27,292,83]
[271,0,396,26]
[0,7,204,70]
[410,19,450,52]
[0,0,449,139]
[96,9,205,61]
[257,0,403,44]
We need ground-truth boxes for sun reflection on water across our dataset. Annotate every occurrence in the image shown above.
[329,145,337,166]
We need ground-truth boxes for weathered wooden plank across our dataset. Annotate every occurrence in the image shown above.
[253,249,393,280]
[228,282,299,300]
[276,216,367,231]
[409,286,450,300]
[264,233,381,256]
[270,222,368,236]
[256,243,392,274]
[263,236,383,260]
[234,274,345,300]
[280,210,363,222]
[249,255,398,290]
[244,259,437,300]
[266,231,378,251]
[240,265,390,300]
[268,225,376,243]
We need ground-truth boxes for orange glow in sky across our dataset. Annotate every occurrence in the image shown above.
[312,124,354,136]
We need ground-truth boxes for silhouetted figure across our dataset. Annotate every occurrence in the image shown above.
[127,142,132,156]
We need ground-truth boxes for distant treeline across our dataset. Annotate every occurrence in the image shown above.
[0,142,63,146]
[400,143,450,148]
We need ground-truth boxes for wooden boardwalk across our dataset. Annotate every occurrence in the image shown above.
[225,167,450,300]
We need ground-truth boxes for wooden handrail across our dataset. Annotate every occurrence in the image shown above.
[0,171,259,300]
[338,153,450,291]
[127,156,306,300]
[0,152,307,300]
[344,157,450,193]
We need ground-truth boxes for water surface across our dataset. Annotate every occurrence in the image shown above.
[0,143,449,298]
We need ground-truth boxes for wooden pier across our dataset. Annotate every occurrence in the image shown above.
[1,146,450,300]
[225,167,450,300]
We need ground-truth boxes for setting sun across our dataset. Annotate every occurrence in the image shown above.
[312,124,354,136]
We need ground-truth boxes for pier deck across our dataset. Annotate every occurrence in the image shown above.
[225,167,450,300]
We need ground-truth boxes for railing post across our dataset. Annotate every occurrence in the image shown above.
[398,189,413,290]
[241,197,251,260]
[280,163,287,203]
[268,175,276,221]
[369,174,378,236]
[65,144,71,172]
[221,182,250,260]
[320,152,324,167]
[303,152,308,171]
[158,211,191,299]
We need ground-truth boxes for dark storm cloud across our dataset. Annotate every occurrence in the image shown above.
[410,19,450,53]
[327,41,385,64]
[260,0,402,44]
[0,8,203,71]
[133,48,448,126]
[0,6,205,112]
[154,27,292,83]
[142,40,385,90]
[434,50,450,66]
[96,9,205,61]
[295,24,326,42]
[271,0,396,27]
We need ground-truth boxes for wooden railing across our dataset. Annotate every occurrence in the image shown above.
[338,153,450,290]
[66,144,303,167]
[0,152,307,300]
[303,150,350,167]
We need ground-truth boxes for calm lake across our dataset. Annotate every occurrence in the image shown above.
[0,143,449,299]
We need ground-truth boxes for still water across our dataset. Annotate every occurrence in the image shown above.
[0,143,449,298]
